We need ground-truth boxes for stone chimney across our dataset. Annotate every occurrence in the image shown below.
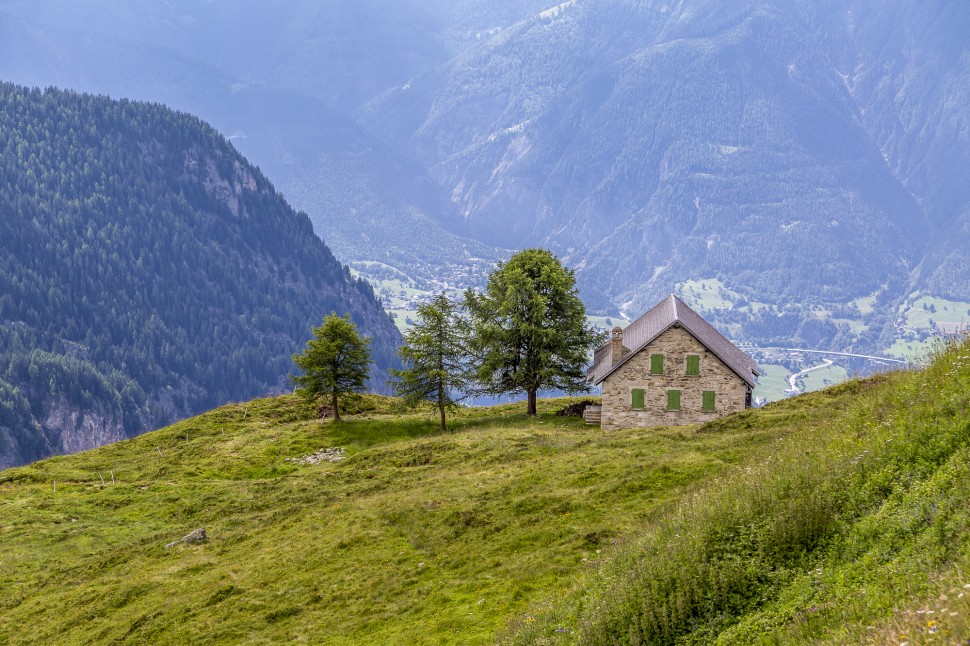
[611,326,626,366]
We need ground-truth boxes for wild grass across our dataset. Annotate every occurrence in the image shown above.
[4,340,966,644]
[507,337,970,644]
[0,396,788,644]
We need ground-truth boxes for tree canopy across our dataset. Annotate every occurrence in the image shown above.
[465,249,602,415]
[291,314,373,421]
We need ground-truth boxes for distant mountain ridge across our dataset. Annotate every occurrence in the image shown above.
[0,83,401,468]
[1,0,968,356]
[361,0,969,350]
[0,1,512,286]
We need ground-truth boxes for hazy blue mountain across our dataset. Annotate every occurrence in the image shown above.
[0,0,446,113]
[0,83,401,468]
[0,2,502,286]
[2,0,967,356]
[814,0,970,302]
[363,0,968,347]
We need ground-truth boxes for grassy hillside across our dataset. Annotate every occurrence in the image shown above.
[2,394,805,644]
[511,337,970,644]
[1,338,967,644]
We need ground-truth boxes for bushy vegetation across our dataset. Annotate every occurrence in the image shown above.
[465,249,602,415]
[291,313,373,421]
[509,337,970,644]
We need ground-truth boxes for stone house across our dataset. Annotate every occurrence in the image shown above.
[585,295,759,430]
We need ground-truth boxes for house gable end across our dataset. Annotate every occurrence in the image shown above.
[606,325,747,388]
[588,295,758,388]
[598,325,750,430]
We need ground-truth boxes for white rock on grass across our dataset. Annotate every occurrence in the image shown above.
[285,448,346,465]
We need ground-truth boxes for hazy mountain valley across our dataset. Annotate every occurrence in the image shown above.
[1,0,968,451]
[2,2,970,643]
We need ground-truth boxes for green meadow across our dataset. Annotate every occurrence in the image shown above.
[1,338,968,644]
[512,338,970,644]
[0,397,783,644]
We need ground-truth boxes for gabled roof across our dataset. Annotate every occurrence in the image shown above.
[587,294,759,387]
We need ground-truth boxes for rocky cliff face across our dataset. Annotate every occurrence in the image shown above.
[0,378,128,469]
[42,397,127,456]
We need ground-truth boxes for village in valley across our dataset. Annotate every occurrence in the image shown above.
[363,263,932,406]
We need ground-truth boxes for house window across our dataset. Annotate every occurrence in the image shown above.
[686,355,700,376]
[650,354,664,375]
[631,388,645,409]
[703,391,716,412]
[667,389,681,411]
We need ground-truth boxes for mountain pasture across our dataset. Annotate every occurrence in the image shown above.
[0,396,783,644]
[1,340,968,643]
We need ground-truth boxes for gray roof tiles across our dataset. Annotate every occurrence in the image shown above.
[587,294,759,387]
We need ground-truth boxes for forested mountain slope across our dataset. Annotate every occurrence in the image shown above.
[0,2,508,285]
[0,83,401,469]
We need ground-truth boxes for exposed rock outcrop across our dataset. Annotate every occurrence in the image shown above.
[43,398,127,455]
[165,528,208,549]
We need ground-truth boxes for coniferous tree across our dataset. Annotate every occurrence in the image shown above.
[290,313,372,421]
[465,249,603,415]
[391,294,471,432]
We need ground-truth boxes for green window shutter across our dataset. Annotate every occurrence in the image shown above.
[650,354,664,375]
[686,355,700,376]
[631,388,644,409]
[703,391,716,412]
[667,389,681,411]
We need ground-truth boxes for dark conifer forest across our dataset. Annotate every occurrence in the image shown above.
[0,83,401,467]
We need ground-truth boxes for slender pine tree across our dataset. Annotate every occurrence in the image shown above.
[391,294,471,432]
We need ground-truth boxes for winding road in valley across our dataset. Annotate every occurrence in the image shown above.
[749,347,907,364]
[786,359,834,395]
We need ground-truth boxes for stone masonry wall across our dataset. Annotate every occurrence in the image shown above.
[601,325,749,430]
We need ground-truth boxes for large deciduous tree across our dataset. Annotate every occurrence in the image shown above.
[465,248,602,415]
[290,313,372,421]
[390,293,471,432]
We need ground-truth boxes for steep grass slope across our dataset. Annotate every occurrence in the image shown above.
[3,394,809,644]
[511,337,970,644]
[1,339,966,644]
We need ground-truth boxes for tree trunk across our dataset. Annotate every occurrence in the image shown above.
[527,389,537,416]
[332,389,340,422]
[437,384,447,432]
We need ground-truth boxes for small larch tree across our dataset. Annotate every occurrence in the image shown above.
[465,248,603,415]
[391,293,471,432]
[290,313,372,422]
